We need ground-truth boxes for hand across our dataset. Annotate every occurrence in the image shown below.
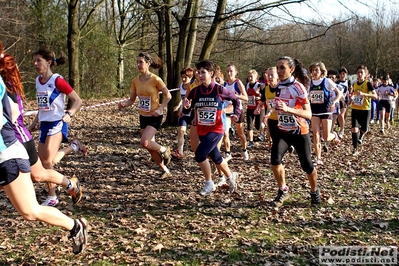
[254,108,260,115]
[275,99,288,112]
[231,114,239,123]
[62,113,72,123]
[153,108,162,117]
[173,106,180,112]
[183,98,192,109]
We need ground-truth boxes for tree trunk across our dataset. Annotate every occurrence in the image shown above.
[185,0,201,66]
[117,44,125,91]
[67,0,80,94]
[199,0,227,60]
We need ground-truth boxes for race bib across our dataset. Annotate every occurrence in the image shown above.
[277,113,298,131]
[36,91,50,111]
[310,90,324,104]
[197,107,217,126]
[248,96,256,106]
[267,99,274,108]
[352,95,364,106]
[138,96,151,112]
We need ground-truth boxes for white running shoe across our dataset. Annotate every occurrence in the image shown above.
[227,172,238,193]
[200,181,216,196]
[216,175,227,187]
[243,150,249,161]
[41,196,59,207]
[225,153,232,162]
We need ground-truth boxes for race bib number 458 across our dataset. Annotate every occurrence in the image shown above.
[278,114,298,131]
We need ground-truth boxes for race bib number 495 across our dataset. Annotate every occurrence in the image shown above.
[138,96,151,112]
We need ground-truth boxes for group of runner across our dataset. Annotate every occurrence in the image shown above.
[1,46,398,255]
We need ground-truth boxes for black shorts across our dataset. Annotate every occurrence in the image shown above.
[351,109,371,130]
[227,110,245,124]
[23,139,39,166]
[312,114,332,120]
[139,115,163,130]
[0,158,31,186]
[378,100,392,112]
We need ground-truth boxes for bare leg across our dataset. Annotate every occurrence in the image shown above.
[4,172,74,230]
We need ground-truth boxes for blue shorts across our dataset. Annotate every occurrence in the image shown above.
[0,158,31,186]
[178,115,193,127]
[39,120,69,144]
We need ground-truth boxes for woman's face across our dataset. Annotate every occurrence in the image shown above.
[247,73,257,83]
[311,66,322,80]
[357,68,366,82]
[339,71,347,81]
[137,56,150,73]
[34,55,50,75]
[226,66,237,81]
[276,59,293,81]
[198,67,213,85]
[181,74,190,84]
[266,69,278,84]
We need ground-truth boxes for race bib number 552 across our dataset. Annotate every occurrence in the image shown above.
[197,107,217,126]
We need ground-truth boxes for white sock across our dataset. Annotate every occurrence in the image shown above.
[71,142,78,152]
[48,195,57,200]
[160,146,166,153]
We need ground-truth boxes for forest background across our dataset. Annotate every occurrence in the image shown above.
[1,0,399,120]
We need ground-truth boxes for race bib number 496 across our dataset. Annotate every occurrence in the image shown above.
[310,90,324,104]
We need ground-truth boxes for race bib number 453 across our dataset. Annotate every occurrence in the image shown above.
[197,107,217,126]
[37,91,50,110]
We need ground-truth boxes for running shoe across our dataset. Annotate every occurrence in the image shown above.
[352,149,359,156]
[243,150,249,161]
[161,171,172,178]
[70,218,89,254]
[380,129,385,134]
[68,175,82,205]
[171,149,185,159]
[310,188,321,206]
[226,172,238,193]
[338,132,344,139]
[161,146,172,165]
[370,119,375,124]
[200,181,216,196]
[225,152,232,162]
[41,196,59,207]
[258,134,265,142]
[216,175,227,187]
[315,159,323,165]
[273,189,290,208]
[247,141,254,148]
[333,132,341,145]
[72,139,88,156]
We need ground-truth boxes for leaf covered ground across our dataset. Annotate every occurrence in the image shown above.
[0,100,398,265]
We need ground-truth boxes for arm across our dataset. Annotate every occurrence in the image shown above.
[220,87,241,119]
[275,99,312,120]
[119,91,137,109]
[357,82,377,99]
[237,80,248,101]
[153,87,171,116]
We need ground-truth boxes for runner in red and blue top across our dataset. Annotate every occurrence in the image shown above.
[245,69,264,148]
[183,60,240,196]
[270,56,320,208]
